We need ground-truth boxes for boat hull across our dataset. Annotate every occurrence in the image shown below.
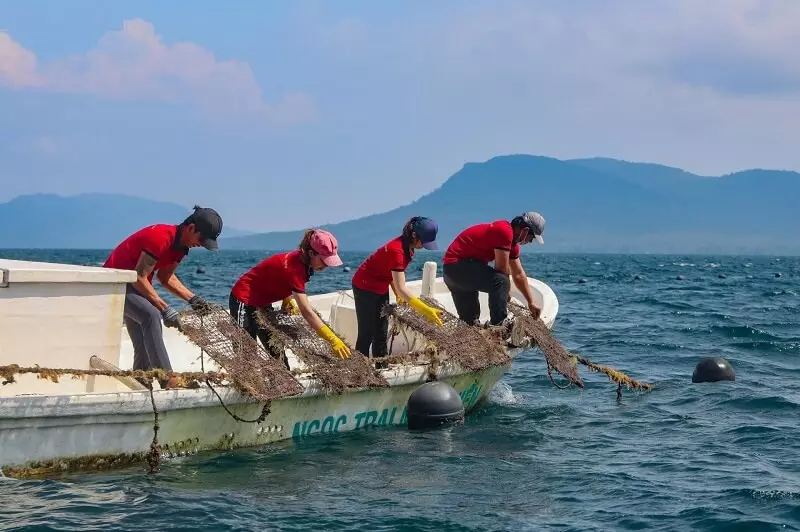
[0,363,509,478]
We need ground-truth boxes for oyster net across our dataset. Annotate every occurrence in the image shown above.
[382,296,512,371]
[255,307,390,394]
[178,304,305,401]
[506,301,584,387]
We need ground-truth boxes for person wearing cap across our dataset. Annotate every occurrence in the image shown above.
[351,217,443,360]
[442,212,546,328]
[229,228,351,361]
[103,205,223,377]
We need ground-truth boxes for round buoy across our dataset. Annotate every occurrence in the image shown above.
[406,381,465,430]
[692,357,736,383]
[634,275,642,280]
[578,278,587,284]
[196,266,206,274]
[775,273,782,278]
[718,274,727,279]
[676,275,684,281]
[343,266,351,273]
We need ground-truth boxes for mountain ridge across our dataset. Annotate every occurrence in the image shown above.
[1,154,798,254]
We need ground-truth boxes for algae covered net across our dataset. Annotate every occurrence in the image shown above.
[382,296,512,371]
[177,304,304,401]
[254,307,390,394]
[506,301,655,396]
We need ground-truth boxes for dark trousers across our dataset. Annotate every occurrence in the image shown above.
[352,285,390,356]
[443,260,510,326]
[228,293,287,367]
[124,284,173,372]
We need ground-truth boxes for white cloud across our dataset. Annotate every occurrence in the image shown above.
[0,19,316,125]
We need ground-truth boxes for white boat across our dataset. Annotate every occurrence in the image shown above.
[0,258,558,478]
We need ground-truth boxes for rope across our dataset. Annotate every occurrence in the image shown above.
[197,313,270,424]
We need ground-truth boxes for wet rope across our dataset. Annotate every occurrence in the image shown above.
[197,312,271,424]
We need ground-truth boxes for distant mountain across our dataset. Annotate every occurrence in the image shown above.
[0,193,254,249]
[223,154,800,255]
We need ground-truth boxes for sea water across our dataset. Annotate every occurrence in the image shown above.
[0,251,798,531]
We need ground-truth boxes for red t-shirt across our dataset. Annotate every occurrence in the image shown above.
[352,236,412,294]
[103,224,188,282]
[442,220,520,265]
[230,250,311,308]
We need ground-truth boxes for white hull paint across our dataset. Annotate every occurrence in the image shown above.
[0,261,558,477]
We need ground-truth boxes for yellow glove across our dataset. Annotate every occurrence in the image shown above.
[317,325,352,359]
[281,297,299,315]
[408,297,444,326]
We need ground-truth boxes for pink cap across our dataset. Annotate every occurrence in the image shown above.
[310,229,343,267]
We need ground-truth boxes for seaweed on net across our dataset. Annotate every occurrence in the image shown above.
[381,296,512,372]
[177,304,304,401]
[254,307,390,394]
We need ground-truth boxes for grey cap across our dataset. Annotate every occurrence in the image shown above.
[520,212,545,244]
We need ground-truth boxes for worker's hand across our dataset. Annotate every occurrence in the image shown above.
[281,297,299,315]
[391,284,405,305]
[161,306,181,329]
[409,297,444,326]
[528,302,542,320]
[188,295,212,314]
[317,325,352,359]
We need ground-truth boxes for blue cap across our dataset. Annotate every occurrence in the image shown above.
[411,217,438,250]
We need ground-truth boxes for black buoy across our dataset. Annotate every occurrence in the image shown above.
[718,274,727,279]
[343,266,351,273]
[775,273,782,278]
[406,381,465,430]
[196,266,206,274]
[634,275,642,280]
[578,278,588,284]
[676,275,685,280]
[692,357,736,383]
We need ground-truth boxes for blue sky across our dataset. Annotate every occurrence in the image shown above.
[2,0,798,231]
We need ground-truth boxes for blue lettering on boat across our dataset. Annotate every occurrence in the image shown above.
[292,406,404,438]
[460,381,483,409]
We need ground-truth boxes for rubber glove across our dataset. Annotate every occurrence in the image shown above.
[281,297,299,315]
[161,306,181,329]
[188,295,212,314]
[408,297,444,326]
[317,325,351,359]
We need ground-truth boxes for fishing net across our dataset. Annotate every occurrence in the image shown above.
[254,307,390,394]
[382,296,512,371]
[177,304,304,401]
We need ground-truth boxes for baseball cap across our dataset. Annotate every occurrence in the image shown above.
[310,229,343,267]
[519,211,545,244]
[184,206,223,250]
[411,217,439,250]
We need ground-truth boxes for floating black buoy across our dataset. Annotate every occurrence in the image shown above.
[343,266,351,273]
[676,275,685,280]
[196,266,206,274]
[692,357,736,383]
[578,278,587,284]
[634,275,642,280]
[775,273,782,278]
[406,381,465,430]
[718,274,727,279]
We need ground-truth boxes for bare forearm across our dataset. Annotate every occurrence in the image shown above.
[512,273,535,305]
[134,277,169,311]
[160,274,194,302]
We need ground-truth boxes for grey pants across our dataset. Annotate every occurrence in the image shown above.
[124,284,173,371]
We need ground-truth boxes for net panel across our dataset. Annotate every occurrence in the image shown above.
[255,308,390,394]
[178,304,305,401]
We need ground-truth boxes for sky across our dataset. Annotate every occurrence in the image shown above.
[1,0,799,232]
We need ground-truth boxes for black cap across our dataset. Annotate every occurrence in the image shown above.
[183,205,223,250]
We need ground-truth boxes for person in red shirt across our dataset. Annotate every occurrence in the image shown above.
[351,217,443,359]
[442,211,546,328]
[103,205,222,380]
[229,228,351,362]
